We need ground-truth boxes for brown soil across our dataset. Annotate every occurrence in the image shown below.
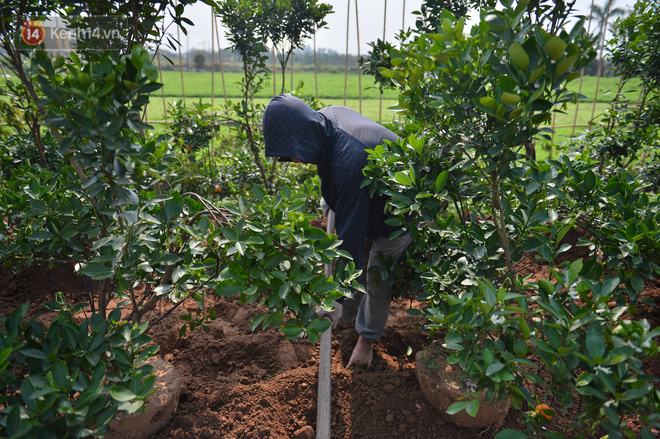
[1,243,658,438]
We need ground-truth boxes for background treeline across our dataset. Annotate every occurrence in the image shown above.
[159,45,616,76]
[158,46,361,73]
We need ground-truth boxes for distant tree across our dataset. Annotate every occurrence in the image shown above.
[216,0,270,102]
[262,0,333,93]
[216,0,270,188]
[193,52,206,70]
[591,0,626,51]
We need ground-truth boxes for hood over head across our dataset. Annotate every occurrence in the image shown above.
[262,95,330,165]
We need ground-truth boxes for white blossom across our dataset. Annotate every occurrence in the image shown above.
[594,365,612,375]
[490,314,505,325]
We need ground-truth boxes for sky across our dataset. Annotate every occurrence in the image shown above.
[176,0,636,55]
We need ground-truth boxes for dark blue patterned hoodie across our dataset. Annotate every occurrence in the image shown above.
[262,94,401,268]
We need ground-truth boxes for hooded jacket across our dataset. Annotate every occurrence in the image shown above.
[262,94,400,269]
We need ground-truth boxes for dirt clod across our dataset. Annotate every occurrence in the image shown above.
[293,426,315,439]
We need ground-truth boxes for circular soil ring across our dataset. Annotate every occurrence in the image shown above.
[415,347,510,429]
[107,357,182,439]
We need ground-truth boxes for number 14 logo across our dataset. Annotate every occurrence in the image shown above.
[21,20,45,46]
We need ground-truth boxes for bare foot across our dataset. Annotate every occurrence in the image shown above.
[346,336,374,368]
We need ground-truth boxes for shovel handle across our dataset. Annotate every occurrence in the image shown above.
[317,209,335,439]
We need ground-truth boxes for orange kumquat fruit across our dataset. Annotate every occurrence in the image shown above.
[535,403,553,420]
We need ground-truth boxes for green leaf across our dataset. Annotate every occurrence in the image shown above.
[621,385,651,401]
[238,197,248,214]
[249,313,267,331]
[525,181,540,195]
[96,406,118,428]
[585,324,606,358]
[543,326,562,349]
[253,184,267,202]
[514,339,528,357]
[279,324,303,339]
[556,224,573,244]
[484,348,493,369]
[110,386,136,402]
[80,264,114,280]
[137,82,162,93]
[600,277,620,297]
[119,210,138,224]
[131,47,144,70]
[495,430,530,439]
[583,170,596,192]
[444,332,464,350]
[52,359,69,387]
[157,253,181,266]
[435,171,448,192]
[263,253,284,270]
[537,279,555,296]
[312,280,339,295]
[466,398,479,417]
[5,404,32,438]
[277,282,291,299]
[576,384,606,399]
[0,346,13,369]
[27,231,54,240]
[486,362,505,376]
[308,318,332,333]
[631,275,645,293]
[642,428,656,439]
[165,193,184,220]
[625,221,637,241]
[21,348,47,360]
[235,241,246,255]
[445,400,468,415]
[406,309,423,317]
[110,347,131,365]
[145,194,172,206]
[305,227,328,241]
[394,171,413,186]
[214,279,243,297]
[28,177,39,195]
[118,400,144,413]
[568,258,582,283]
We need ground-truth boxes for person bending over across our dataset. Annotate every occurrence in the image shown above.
[262,94,411,367]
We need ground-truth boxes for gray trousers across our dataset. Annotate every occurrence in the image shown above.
[340,233,412,342]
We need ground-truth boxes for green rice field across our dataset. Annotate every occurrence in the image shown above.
[0,65,641,150]
[154,70,641,104]
[146,70,641,150]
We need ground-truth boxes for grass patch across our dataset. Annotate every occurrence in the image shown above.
[1,67,641,149]
[146,97,401,125]
[156,70,641,101]
[157,70,397,101]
